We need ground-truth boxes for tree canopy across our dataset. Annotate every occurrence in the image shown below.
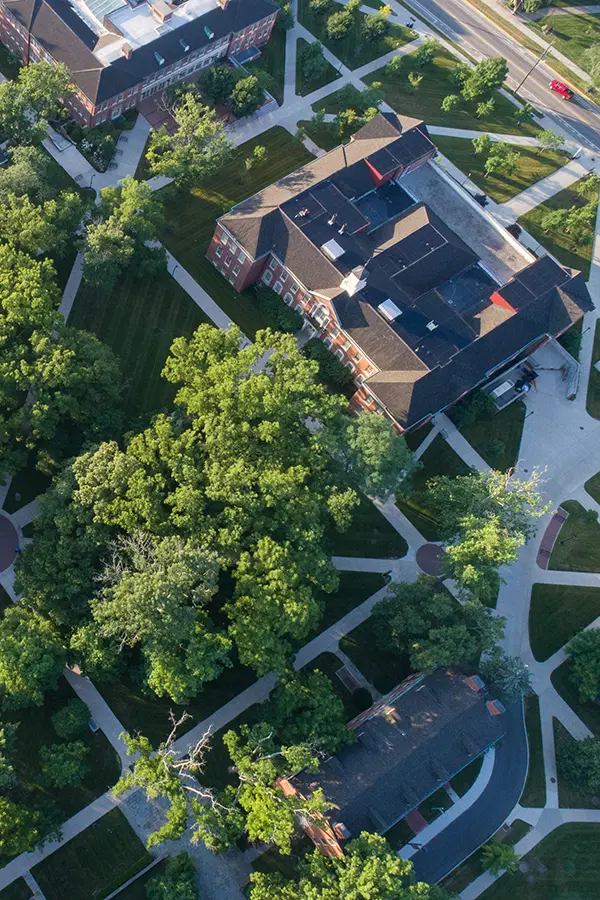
[566,628,600,702]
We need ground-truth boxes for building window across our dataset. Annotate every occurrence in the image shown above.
[290,283,299,293]
[324,338,333,349]
[273,281,283,295]
[233,265,240,276]
[345,362,356,373]
[335,349,344,360]
[269,258,277,270]
[225,255,233,266]
[262,269,273,285]
[228,274,236,285]
[238,249,246,263]
[284,292,294,305]
[331,327,340,338]
[342,339,351,350]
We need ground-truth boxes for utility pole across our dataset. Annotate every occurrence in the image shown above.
[515,39,556,94]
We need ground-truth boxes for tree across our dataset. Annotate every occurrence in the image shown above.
[265,668,353,754]
[408,72,424,91]
[0,723,16,789]
[0,146,60,204]
[0,798,40,861]
[51,698,91,740]
[583,43,600,89]
[249,832,431,899]
[481,839,519,876]
[385,56,403,76]
[199,65,236,106]
[0,606,66,709]
[146,852,198,900]
[244,144,268,174]
[514,102,535,126]
[472,133,492,157]
[337,108,361,137]
[40,741,89,788]
[481,651,531,705]
[310,0,331,11]
[522,0,542,11]
[441,94,461,114]
[415,39,440,68]
[461,57,508,102]
[300,41,330,84]
[557,735,600,792]
[567,628,600,702]
[146,94,232,187]
[537,129,565,154]
[72,534,230,704]
[442,514,521,603]
[16,61,72,119]
[362,13,388,41]
[541,207,569,234]
[484,142,519,177]
[229,75,263,118]
[321,412,416,500]
[476,98,495,119]
[327,8,353,39]
[452,390,495,428]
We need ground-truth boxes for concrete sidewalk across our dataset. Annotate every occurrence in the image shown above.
[497,155,595,222]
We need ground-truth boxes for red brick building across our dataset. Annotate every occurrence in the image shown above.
[207,112,593,432]
[0,0,277,127]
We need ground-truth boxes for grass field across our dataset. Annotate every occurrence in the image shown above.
[69,270,211,419]
[299,118,341,151]
[519,176,599,279]
[296,38,342,96]
[6,677,120,821]
[434,136,568,204]
[458,402,525,472]
[548,499,600,572]
[396,434,471,540]
[339,617,411,694]
[364,46,540,136]
[554,720,600,809]
[480,823,600,899]
[32,809,152,900]
[520,694,546,807]
[161,128,313,339]
[587,319,600,418]
[584,468,600,500]
[246,22,286,105]
[327,493,408,558]
[529,582,600,661]
[552,658,600,736]
[531,13,599,72]
[451,755,483,797]
[312,571,386,636]
[0,881,31,900]
[114,860,167,900]
[298,0,416,69]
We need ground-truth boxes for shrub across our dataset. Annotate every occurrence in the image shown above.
[52,698,91,740]
[452,389,496,428]
[362,13,388,41]
[327,8,353,39]
[253,286,303,333]
[229,75,263,118]
[303,338,354,388]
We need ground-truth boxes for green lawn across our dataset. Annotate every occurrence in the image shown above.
[404,422,433,452]
[481,823,600,899]
[520,694,545,807]
[313,571,387,636]
[586,319,600,418]
[549,499,600,572]
[296,38,341,97]
[396,434,471,540]
[519,176,599,279]
[311,83,365,115]
[458,401,525,472]
[531,13,600,72]
[529,582,600,661]
[0,881,32,900]
[450,755,483,797]
[69,270,211,420]
[298,0,417,70]
[552,658,600,736]
[434,135,568,204]
[160,128,313,339]
[339,617,411,694]
[247,21,287,105]
[554,720,600,809]
[299,118,341,151]
[364,46,540,136]
[6,676,121,821]
[31,809,152,900]
[114,860,167,900]
[327,493,408,558]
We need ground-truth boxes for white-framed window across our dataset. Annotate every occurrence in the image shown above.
[221,234,228,247]
[291,283,299,293]
[228,274,236,285]
[215,245,223,257]
[342,339,351,350]
[294,303,303,313]
[273,281,283,295]
[225,255,232,266]
[345,362,356,372]
[233,265,240,276]
[324,337,333,349]
[269,258,277,270]
[262,269,273,285]
[238,249,246,263]
[330,327,340,338]
[335,349,344,360]
[284,292,294,305]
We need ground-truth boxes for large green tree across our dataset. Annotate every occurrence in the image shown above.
[0,62,71,147]
[146,852,198,900]
[0,797,40,861]
[0,606,66,709]
[566,628,600,702]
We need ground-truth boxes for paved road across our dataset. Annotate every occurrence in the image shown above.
[411,702,528,884]
[403,0,600,152]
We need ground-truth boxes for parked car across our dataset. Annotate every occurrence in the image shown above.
[549,80,574,101]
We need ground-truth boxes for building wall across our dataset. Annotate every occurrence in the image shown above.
[0,3,277,127]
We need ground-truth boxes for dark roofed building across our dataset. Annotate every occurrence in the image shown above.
[283,669,505,854]
[207,113,593,431]
[0,0,278,127]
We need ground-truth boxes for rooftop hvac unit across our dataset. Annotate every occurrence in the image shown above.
[321,238,345,261]
[426,320,438,332]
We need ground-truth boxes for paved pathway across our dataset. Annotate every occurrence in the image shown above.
[525,4,600,20]
[58,252,84,319]
[497,155,596,222]
[434,413,490,472]
[64,668,131,767]
[167,251,238,331]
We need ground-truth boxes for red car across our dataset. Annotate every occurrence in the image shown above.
[549,79,574,100]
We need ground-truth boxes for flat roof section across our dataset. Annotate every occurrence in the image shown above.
[401,162,533,285]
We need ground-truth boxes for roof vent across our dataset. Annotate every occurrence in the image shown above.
[204,25,215,39]
[378,299,402,322]
[179,38,190,52]
[154,51,165,66]
[321,238,345,261]
[426,320,438,332]
[328,214,337,226]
